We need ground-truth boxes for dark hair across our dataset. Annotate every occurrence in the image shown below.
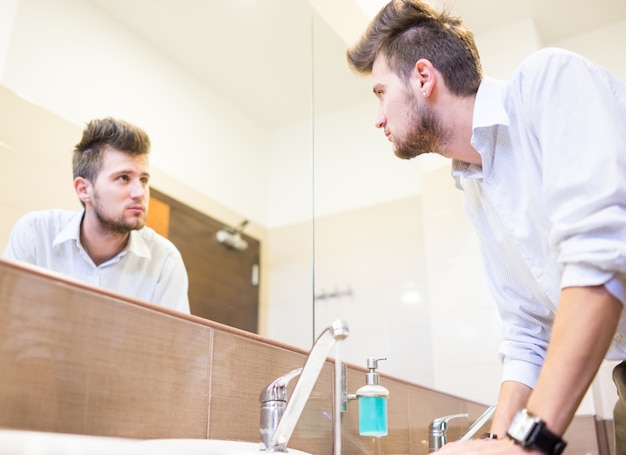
[346,0,482,97]
[72,117,151,181]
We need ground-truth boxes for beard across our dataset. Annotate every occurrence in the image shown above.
[92,192,146,235]
[393,90,450,160]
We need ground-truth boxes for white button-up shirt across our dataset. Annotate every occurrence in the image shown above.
[452,48,626,388]
[3,209,190,314]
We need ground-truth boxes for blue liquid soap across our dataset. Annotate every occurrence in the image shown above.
[358,394,388,437]
[356,357,389,437]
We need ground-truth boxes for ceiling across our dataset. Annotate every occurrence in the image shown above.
[85,0,626,129]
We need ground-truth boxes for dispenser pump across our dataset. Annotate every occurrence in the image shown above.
[365,357,384,385]
[356,357,389,437]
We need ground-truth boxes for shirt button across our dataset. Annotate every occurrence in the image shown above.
[615,333,623,342]
[531,267,543,277]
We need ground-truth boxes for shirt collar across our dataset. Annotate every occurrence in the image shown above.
[127,230,151,259]
[451,77,509,186]
[472,76,509,129]
[53,210,84,247]
[52,210,151,260]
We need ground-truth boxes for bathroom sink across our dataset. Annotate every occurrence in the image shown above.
[142,438,313,455]
[0,429,313,455]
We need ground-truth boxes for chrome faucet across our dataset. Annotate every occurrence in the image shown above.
[428,403,497,452]
[429,413,468,452]
[259,320,350,452]
[260,368,303,451]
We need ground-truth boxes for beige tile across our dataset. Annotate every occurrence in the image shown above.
[0,261,211,438]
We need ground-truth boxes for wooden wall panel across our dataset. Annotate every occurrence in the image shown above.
[0,260,211,438]
[149,188,260,333]
[146,196,171,238]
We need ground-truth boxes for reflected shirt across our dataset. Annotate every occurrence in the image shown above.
[452,48,626,389]
[2,209,190,314]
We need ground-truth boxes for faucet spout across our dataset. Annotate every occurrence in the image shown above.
[261,320,349,452]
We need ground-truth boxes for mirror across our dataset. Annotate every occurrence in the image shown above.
[0,0,375,372]
[2,0,626,408]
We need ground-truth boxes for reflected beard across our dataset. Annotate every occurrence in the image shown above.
[93,198,145,235]
[393,91,449,160]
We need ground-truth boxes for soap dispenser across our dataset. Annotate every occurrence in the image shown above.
[356,357,389,437]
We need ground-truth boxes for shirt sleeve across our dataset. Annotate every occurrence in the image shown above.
[521,49,626,302]
[150,249,191,314]
[2,213,39,263]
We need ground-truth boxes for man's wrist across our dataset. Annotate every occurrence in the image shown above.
[506,409,567,455]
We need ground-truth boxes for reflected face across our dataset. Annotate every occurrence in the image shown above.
[89,148,150,234]
[371,55,449,160]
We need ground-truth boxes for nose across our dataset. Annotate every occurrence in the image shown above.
[129,180,147,200]
[375,106,386,129]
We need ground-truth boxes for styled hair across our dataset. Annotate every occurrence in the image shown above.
[72,117,151,181]
[346,0,482,97]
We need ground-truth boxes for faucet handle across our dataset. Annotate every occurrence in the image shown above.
[259,368,303,403]
[430,413,469,432]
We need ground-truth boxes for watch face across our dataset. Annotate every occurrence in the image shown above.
[507,410,541,443]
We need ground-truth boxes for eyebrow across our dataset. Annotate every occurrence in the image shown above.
[110,169,151,179]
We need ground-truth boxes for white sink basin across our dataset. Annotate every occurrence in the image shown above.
[0,430,174,455]
[0,430,312,455]
[142,439,313,455]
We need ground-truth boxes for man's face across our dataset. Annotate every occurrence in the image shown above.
[371,54,449,159]
[89,148,150,234]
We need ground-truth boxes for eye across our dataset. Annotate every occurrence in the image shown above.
[117,175,129,182]
[140,177,149,184]
[372,85,384,99]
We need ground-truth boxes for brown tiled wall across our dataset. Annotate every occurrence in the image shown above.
[0,259,609,454]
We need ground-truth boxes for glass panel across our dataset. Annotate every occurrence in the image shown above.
[309,8,434,385]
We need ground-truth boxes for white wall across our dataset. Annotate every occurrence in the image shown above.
[2,0,271,227]
[0,0,18,78]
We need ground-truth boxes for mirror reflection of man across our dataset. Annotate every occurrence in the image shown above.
[3,117,190,314]
[348,1,626,454]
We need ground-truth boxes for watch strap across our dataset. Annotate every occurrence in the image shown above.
[530,423,567,455]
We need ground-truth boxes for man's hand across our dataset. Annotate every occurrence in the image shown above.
[436,439,542,454]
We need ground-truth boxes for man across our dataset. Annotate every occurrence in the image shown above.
[3,117,190,314]
[347,1,626,454]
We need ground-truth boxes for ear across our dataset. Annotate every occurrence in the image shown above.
[414,58,436,97]
[74,177,92,205]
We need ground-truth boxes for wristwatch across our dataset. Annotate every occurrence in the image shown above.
[506,409,567,455]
